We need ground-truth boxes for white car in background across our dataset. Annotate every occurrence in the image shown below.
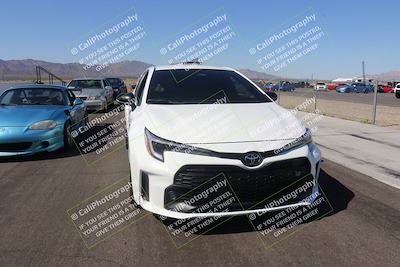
[118,64,322,219]
[315,82,327,91]
[395,83,400,98]
[67,78,114,111]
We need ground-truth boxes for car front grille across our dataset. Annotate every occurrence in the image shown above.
[169,157,312,210]
[0,142,32,152]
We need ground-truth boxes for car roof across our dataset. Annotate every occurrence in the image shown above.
[153,64,234,71]
[6,84,68,91]
[69,78,104,81]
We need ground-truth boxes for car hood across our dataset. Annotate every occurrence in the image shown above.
[145,102,305,145]
[74,89,103,97]
[0,106,60,127]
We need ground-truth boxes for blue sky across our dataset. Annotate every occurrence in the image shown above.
[0,0,398,79]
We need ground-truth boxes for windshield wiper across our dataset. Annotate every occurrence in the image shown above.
[0,103,17,106]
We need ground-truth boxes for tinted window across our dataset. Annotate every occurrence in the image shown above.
[146,69,270,104]
[0,88,66,106]
[67,90,76,105]
[105,78,122,87]
[68,80,103,89]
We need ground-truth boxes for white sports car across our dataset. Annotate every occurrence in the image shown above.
[118,64,322,219]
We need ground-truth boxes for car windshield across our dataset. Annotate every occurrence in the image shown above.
[0,88,65,106]
[317,83,325,85]
[147,69,271,104]
[68,80,103,89]
[105,78,121,87]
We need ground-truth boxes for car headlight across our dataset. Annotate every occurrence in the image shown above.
[144,128,187,162]
[95,95,106,101]
[280,128,313,152]
[308,142,321,159]
[29,120,57,130]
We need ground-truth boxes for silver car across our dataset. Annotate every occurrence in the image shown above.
[67,78,114,111]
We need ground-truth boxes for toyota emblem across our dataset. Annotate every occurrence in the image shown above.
[243,152,262,167]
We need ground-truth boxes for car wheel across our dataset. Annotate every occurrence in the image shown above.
[129,183,135,205]
[63,121,74,150]
[396,92,400,99]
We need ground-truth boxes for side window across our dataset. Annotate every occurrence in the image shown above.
[135,71,149,106]
[67,90,76,105]
[229,76,254,98]
[68,80,77,88]
[103,80,109,87]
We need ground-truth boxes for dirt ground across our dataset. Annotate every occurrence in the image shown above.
[278,94,400,129]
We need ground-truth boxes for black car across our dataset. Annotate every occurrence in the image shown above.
[104,77,127,99]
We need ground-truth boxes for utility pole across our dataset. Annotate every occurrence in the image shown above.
[312,73,317,111]
[371,80,378,125]
[362,61,366,84]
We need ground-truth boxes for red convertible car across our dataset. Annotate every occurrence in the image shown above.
[328,84,346,90]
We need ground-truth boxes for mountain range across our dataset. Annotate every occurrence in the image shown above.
[1,59,398,82]
[369,71,400,81]
[0,59,279,81]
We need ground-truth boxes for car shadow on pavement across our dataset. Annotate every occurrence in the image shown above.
[158,168,355,236]
[0,123,116,163]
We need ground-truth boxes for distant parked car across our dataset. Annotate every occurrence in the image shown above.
[377,85,393,93]
[104,77,127,99]
[336,85,350,93]
[67,78,114,111]
[0,84,87,156]
[395,84,400,98]
[292,81,308,88]
[315,82,327,91]
[336,83,373,93]
[268,82,295,92]
[262,83,274,92]
[328,84,346,90]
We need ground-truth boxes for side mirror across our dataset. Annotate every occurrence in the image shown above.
[117,93,136,106]
[130,84,136,92]
[73,98,83,106]
[266,92,278,101]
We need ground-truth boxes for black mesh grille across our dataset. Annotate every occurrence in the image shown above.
[0,142,32,152]
[173,157,312,207]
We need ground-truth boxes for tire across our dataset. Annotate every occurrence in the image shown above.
[396,92,400,99]
[63,121,74,151]
[84,113,89,126]
[129,183,135,205]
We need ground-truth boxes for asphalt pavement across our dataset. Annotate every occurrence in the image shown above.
[0,113,399,266]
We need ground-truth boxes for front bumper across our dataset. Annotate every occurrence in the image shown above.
[0,126,64,156]
[130,143,322,219]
